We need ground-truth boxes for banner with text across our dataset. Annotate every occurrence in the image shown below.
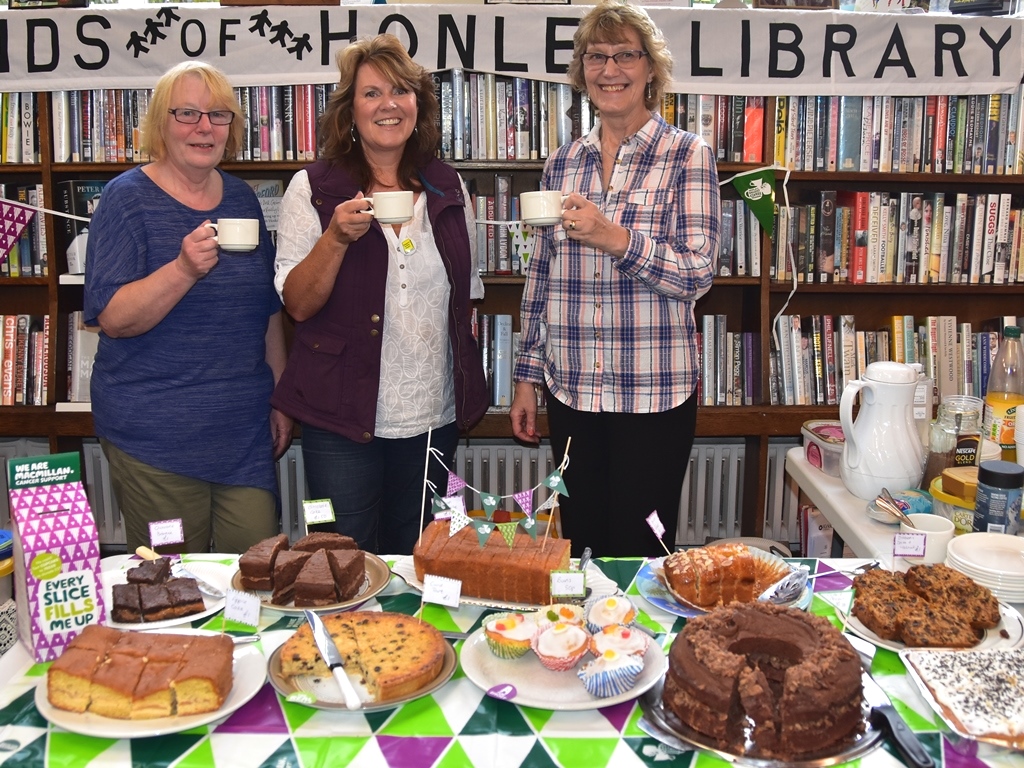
[1,5,1022,96]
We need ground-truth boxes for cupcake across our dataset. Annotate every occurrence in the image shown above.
[534,603,585,630]
[577,649,645,698]
[589,623,649,658]
[531,622,590,671]
[583,595,637,634]
[483,612,538,659]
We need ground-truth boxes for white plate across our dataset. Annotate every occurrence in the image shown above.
[391,556,618,610]
[35,629,267,739]
[101,561,234,630]
[459,627,666,710]
[946,533,1024,577]
[838,601,1024,652]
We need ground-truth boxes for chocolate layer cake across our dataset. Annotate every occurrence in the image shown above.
[126,557,171,584]
[238,533,289,590]
[663,602,863,759]
[292,532,358,553]
[293,550,336,606]
[111,584,143,623]
[328,549,366,602]
[270,550,313,605]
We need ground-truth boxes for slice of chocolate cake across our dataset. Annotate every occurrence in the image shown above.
[293,550,337,606]
[238,533,289,591]
[139,584,175,622]
[271,549,313,606]
[291,531,358,553]
[111,584,143,623]
[164,578,206,618]
[328,549,366,602]
[126,558,171,585]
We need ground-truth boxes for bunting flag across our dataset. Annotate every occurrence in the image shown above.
[442,495,467,519]
[543,470,569,497]
[470,518,494,547]
[1,199,35,266]
[518,514,538,540]
[513,489,533,518]
[446,471,467,497]
[497,521,518,548]
[731,168,775,237]
[481,493,500,521]
[431,494,451,519]
[536,493,560,512]
[448,507,472,537]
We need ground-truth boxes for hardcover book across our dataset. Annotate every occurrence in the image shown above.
[56,179,107,274]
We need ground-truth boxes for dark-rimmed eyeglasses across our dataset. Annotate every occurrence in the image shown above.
[168,108,235,126]
[580,50,648,69]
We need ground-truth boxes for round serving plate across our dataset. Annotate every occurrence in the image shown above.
[639,678,884,767]
[230,552,391,615]
[459,627,666,711]
[266,639,457,712]
[946,533,1024,578]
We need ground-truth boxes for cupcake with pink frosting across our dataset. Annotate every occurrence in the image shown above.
[530,622,590,671]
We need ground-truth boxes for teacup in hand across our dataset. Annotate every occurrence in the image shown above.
[520,190,569,227]
[364,191,414,224]
[209,218,259,252]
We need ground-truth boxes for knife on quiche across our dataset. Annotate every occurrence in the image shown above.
[304,609,363,710]
[847,634,935,768]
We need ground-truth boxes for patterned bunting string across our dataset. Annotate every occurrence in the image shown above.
[1,200,35,266]
[431,493,451,519]
[470,518,494,547]
[535,493,560,512]
[496,521,518,548]
[446,471,467,497]
[481,493,500,521]
[448,508,472,537]
[513,489,533,518]
[543,470,569,497]
[518,514,538,540]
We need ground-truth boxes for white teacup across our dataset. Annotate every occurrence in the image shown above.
[520,190,569,226]
[900,513,955,564]
[364,191,414,224]
[209,218,259,252]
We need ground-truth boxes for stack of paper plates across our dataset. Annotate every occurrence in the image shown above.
[946,533,1024,602]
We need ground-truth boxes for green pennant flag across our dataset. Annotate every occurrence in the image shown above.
[543,470,569,497]
[471,518,494,547]
[497,521,518,548]
[518,514,539,540]
[731,169,775,238]
[481,493,500,521]
[431,493,450,517]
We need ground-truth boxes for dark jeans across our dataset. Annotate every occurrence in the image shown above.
[300,422,459,555]
[545,391,698,558]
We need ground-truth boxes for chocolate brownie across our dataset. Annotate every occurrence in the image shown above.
[126,558,171,585]
[111,584,142,623]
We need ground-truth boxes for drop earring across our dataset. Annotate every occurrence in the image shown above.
[350,124,358,142]
[646,82,652,100]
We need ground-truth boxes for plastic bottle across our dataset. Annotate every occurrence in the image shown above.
[983,325,1024,463]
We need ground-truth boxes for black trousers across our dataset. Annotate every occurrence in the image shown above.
[545,390,698,558]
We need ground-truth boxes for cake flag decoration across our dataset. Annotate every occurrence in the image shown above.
[497,521,518,548]
[535,494,560,512]
[481,494,499,520]
[448,507,472,536]
[442,494,467,519]
[446,471,466,497]
[645,510,673,556]
[544,470,569,496]
[471,519,493,547]
[431,493,451,519]
[513,489,533,518]
[1,199,35,267]
[518,514,538,540]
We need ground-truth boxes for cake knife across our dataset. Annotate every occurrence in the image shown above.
[135,546,226,599]
[304,609,363,711]
[847,634,935,768]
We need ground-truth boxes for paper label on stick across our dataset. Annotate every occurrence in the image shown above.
[303,499,335,525]
[646,511,665,539]
[422,573,462,608]
[149,519,184,547]
[550,570,586,598]
[893,532,927,558]
[224,588,261,628]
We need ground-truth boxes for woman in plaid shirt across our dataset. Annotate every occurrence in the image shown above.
[510,0,720,557]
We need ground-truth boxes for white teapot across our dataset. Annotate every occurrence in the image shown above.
[839,361,926,500]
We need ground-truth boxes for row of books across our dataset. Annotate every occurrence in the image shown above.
[697,316,762,407]
[660,94,765,166]
[60,311,100,412]
[473,312,515,409]
[773,90,1024,176]
[769,313,1012,408]
[1,92,40,165]
[719,198,764,278]
[0,183,48,278]
[0,314,49,407]
[772,189,1024,285]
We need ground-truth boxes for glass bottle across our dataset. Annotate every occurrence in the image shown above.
[983,326,1024,463]
[921,395,983,490]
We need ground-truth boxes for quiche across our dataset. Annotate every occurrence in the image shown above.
[280,611,446,701]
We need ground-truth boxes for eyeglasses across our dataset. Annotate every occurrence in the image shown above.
[580,50,648,69]
[168,108,235,126]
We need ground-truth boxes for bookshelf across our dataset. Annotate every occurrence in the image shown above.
[3,10,1024,539]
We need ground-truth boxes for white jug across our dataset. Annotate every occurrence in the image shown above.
[839,361,926,500]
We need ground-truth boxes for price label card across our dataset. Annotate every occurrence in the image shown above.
[422,573,462,608]
[149,519,184,547]
[646,510,665,540]
[893,532,927,559]
[303,499,336,526]
[442,495,467,519]
[550,570,586,598]
[224,588,261,628]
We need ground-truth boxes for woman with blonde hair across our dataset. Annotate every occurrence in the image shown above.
[272,34,487,555]
[85,61,291,554]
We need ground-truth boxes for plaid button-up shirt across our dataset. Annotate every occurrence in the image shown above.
[514,114,720,414]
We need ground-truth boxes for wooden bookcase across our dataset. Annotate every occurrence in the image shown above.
[4,51,1024,539]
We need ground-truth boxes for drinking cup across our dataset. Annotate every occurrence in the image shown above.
[363,191,414,224]
[900,513,955,564]
[519,190,569,226]
[209,218,259,252]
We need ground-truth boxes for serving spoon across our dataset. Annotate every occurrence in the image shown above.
[757,560,882,605]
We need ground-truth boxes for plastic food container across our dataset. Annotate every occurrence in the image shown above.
[929,475,975,536]
[802,420,845,477]
[0,557,12,603]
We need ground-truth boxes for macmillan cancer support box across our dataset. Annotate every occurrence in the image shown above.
[8,452,106,661]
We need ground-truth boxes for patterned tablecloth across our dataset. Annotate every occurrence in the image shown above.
[0,555,1014,768]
